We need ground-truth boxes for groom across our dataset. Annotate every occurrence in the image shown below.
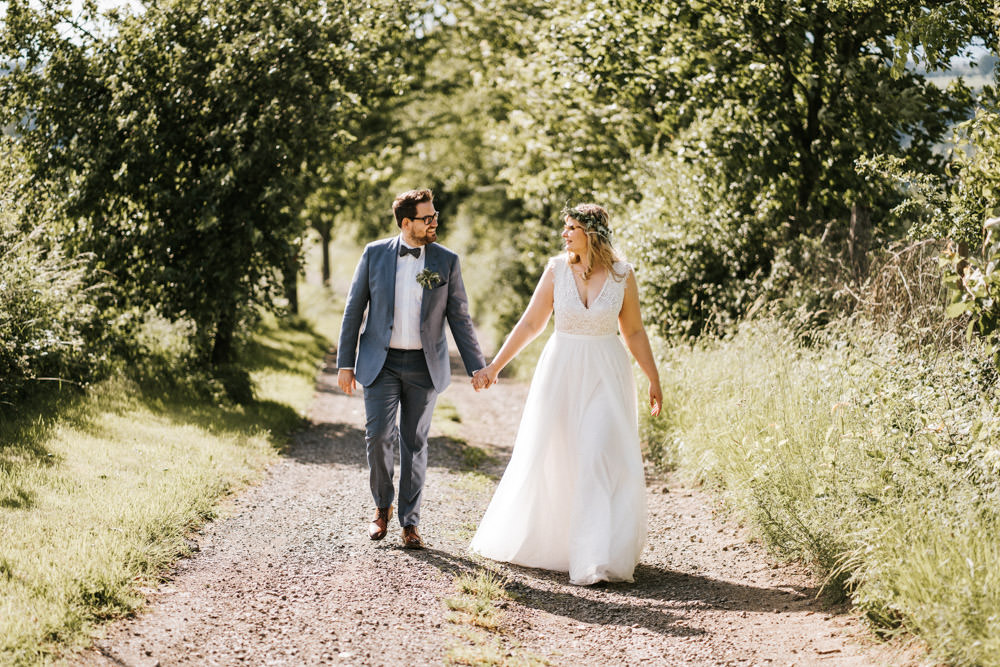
[337,188,486,549]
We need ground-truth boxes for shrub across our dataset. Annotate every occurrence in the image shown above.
[644,319,1000,664]
[618,149,754,339]
[0,217,103,405]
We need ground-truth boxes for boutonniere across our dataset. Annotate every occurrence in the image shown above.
[416,268,442,289]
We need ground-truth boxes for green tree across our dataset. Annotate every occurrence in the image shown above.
[0,138,101,403]
[389,6,558,333]
[1,0,416,368]
[465,0,996,335]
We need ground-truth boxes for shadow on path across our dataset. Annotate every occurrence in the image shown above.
[286,422,368,468]
[401,547,825,640]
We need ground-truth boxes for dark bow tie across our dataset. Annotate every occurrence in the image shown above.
[399,245,421,259]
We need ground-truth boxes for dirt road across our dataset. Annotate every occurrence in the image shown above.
[74,352,917,666]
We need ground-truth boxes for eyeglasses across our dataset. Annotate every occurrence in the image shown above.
[410,212,439,224]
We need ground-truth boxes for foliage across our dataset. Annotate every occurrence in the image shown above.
[1,0,415,368]
[942,217,1000,365]
[843,239,963,349]
[0,139,105,404]
[945,91,1000,245]
[450,0,644,210]
[343,7,551,335]
[0,270,335,665]
[644,319,1000,664]
[862,83,1000,249]
[449,0,995,336]
[871,67,1000,367]
[617,149,748,338]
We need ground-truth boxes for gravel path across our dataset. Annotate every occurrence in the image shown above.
[73,350,920,666]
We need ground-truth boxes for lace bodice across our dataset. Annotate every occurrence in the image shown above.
[550,255,629,336]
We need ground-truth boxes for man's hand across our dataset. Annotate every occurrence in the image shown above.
[338,368,358,395]
[471,368,489,391]
[471,366,496,392]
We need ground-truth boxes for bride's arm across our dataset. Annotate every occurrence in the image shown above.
[619,269,663,416]
[478,264,555,385]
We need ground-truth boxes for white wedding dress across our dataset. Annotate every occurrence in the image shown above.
[470,254,647,585]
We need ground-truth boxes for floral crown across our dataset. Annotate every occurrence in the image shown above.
[562,206,612,242]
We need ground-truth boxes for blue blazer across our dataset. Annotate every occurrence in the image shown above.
[337,237,486,393]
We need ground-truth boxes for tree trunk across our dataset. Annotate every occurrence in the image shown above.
[848,202,871,280]
[319,222,331,287]
[211,297,237,366]
[791,151,821,239]
[284,250,300,315]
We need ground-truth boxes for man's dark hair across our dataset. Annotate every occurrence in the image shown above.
[392,188,434,228]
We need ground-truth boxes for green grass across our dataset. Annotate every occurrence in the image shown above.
[644,319,1000,665]
[444,568,509,646]
[447,626,511,667]
[499,320,554,383]
[435,398,465,441]
[0,274,341,666]
[444,567,545,666]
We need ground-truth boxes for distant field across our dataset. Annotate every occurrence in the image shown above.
[925,53,996,90]
[927,72,995,90]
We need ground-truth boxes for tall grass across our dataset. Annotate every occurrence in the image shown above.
[0,274,340,665]
[643,320,1000,665]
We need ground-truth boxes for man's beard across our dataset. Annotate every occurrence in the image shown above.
[417,230,437,245]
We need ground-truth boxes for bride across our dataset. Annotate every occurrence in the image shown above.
[470,203,662,585]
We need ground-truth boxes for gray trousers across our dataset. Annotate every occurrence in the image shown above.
[362,348,437,527]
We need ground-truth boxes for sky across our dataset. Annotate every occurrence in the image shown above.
[8,2,996,79]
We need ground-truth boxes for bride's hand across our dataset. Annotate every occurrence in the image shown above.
[649,383,663,417]
[473,363,500,391]
[472,365,497,391]
[471,368,488,391]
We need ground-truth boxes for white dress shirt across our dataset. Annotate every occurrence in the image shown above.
[389,237,425,350]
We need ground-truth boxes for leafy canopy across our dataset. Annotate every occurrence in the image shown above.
[1,0,416,364]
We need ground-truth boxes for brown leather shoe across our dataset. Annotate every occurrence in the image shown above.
[401,525,424,549]
[369,505,392,541]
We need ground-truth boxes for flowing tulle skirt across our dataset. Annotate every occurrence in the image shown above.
[470,332,647,585]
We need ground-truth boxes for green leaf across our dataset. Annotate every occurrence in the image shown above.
[945,300,972,319]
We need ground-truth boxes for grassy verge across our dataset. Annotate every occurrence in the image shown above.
[444,566,545,667]
[0,278,340,665]
[642,319,1000,665]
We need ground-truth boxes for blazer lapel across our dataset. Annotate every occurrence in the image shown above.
[420,243,441,322]
[384,237,400,315]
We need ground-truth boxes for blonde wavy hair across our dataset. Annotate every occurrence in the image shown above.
[563,204,626,283]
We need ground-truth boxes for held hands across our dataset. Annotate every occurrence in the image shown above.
[337,368,358,396]
[471,364,498,392]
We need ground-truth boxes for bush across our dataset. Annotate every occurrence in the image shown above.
[0,139,111,404]
[618,149,753,339]
[0,221,103,404]
[445,188,559,341]
[644,319,1000,664]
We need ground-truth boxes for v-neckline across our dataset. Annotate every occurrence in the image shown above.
[568,262,609,310]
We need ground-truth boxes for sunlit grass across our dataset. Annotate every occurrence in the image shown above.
[444,566,546,666]
[0,379,278,664]
[446,626,508,666]
[445,567,510,631]
[434,398,465,441]
[0,274,339,665]
[500,320,554,383]
[644,319,1000,664]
